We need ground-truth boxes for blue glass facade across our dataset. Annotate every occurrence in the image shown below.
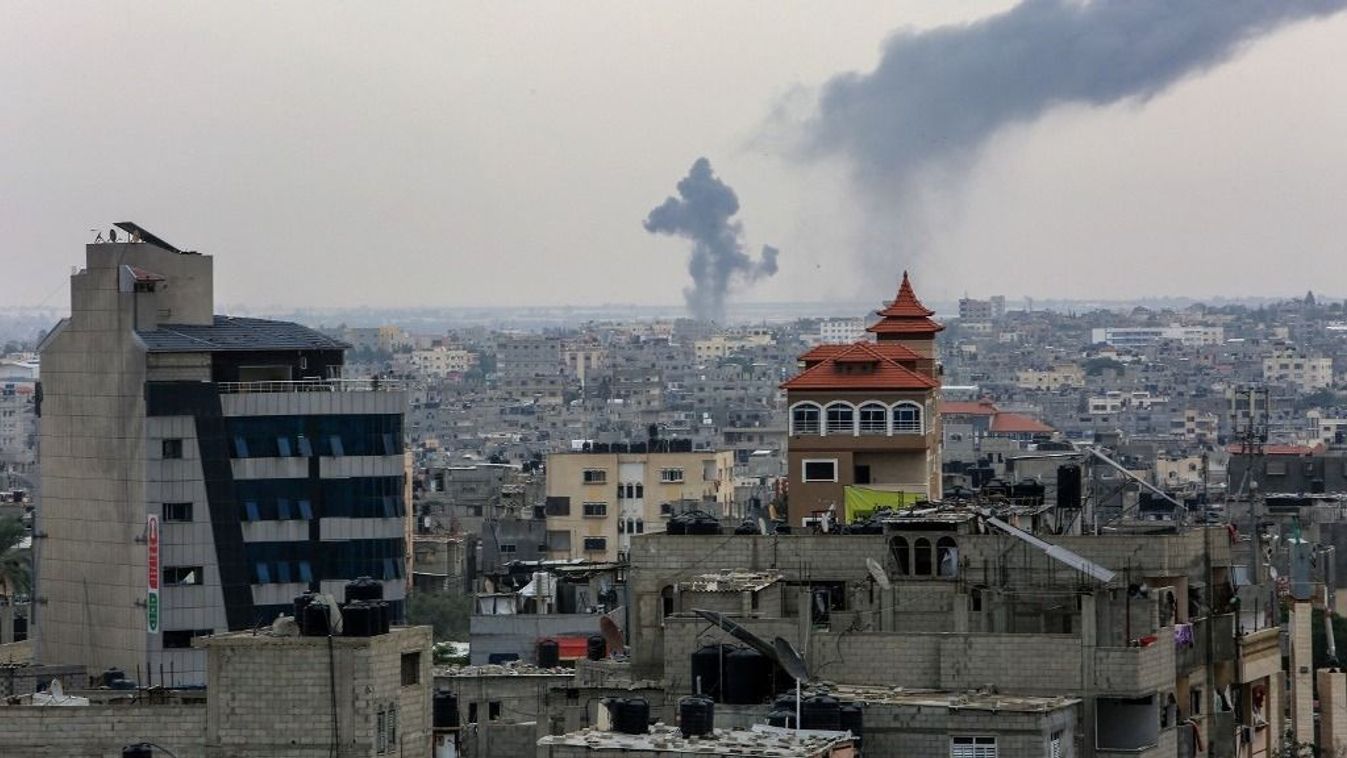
[226,414,403,458]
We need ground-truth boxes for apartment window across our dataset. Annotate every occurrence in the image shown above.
[951,736,997,758]
[583,537,607,552]
[791,403,821,435]
[401,652,421,685]
[498,543,517,555]
[825,403,855,435]
[635,519,644,534]
[858,403,888,434]
[582,469,607,484]
[547,530,571,552]
[660,468,684,483]
[583,502,608,517]
[162,438,183,459]
[162,566,203,586]
[802,459,837,483]
[660,503,674,516]
[162,629,213,649]
[893,402,923,434]
[488,701,502,720]
[162,502,193,522]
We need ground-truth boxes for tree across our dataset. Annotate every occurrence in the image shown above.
[406,591,472,641]
[0,515,31,599]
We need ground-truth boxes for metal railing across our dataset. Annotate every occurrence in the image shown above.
[217,378,405,394]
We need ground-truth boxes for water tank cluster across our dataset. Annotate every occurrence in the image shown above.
[678,695,714,738]
[666,511,722,535]
[767,693,864,745]
[536,638,561,667]
[293,576,390,637]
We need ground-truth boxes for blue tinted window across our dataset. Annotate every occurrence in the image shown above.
[298,499,313,520]
[276,437,292,457]
[298,560,314,583]
[244,501,260,521]
[254,562,271,584]
[276,561,291,583]
[277,498,291,520]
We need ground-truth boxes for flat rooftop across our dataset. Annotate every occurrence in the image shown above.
[824,684,1080,713]
[435,663,575,678]
[538,723,852,757]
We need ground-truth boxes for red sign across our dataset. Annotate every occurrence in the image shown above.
[147,515,160,591]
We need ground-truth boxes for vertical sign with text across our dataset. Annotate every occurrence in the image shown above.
[146,514,160,635]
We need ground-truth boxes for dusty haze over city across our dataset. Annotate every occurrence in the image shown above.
[3,1,1346,312]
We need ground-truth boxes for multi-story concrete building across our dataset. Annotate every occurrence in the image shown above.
[0,376,37,465]
[410,345,476,377]
[783,273,942,524]
[543,446,734,562]
[1017,363,1086,391]
[35,225,409,684]
[815,317,866,345]
[1091,326,1224,348]
[1263,349,1334,391]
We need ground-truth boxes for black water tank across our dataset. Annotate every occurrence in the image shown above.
[723,648,771,704]
[303,599,331,636]
[345,575,384,603]
[691,644,727,700]
[586,634,606,661]
[689,515,722,535]
[734,521,757,535]
[666,517,688,535]
[372,601,391,634]
[774,524,792,535]
[101,668,125,688]
[839,702,864,741]
[801,693,842,731]
[122,745,153,758]
[537,638,560,668]
[766,709,795,729]
[679,695,715,738]
[433,689,460,729]
[612,697,650,735]
[1057,465,1082,509]
[293,593,317,633]
[342,601,374,637]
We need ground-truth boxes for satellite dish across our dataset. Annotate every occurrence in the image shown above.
[1269,566,1280,580]
[599,615,625,657]
[866,558,892,591]
[773,636,808,682]
[692,609,779,662]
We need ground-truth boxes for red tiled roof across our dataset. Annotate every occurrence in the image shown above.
[867,271,944,336]
[867,318,945,335]
[876,271,934,317]
[989,413,1055,435]
[941,400,999,416]
[781,341,939,391]
[800,342,920,362]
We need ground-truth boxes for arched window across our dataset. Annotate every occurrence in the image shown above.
[790,403,821,435]
[913,537,933,576]
[936,537,958,577]
[890,536,910,575]
[892,402,923,434]
[825,402,855,435]
[858,403,888,434]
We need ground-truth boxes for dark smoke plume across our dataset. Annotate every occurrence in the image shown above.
[645,157,779,322]
[797,0,1346,270]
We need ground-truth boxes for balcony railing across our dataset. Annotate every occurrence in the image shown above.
[217,378,405,394]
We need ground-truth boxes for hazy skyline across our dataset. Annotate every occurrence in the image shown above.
[4,2,1346,312]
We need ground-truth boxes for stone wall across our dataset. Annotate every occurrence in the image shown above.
[0,703,207,757]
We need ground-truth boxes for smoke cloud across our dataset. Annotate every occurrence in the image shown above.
[644,157,779,322]
[797,0,1347,274]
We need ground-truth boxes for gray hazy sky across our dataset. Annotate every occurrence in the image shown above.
[3,1,1346,311]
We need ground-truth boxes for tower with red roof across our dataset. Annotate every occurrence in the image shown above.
[780,273,943,525]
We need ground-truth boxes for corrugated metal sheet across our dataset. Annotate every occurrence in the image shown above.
[985,516,1116,584]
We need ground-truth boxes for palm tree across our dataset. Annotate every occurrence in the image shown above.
[0,514,31,599]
